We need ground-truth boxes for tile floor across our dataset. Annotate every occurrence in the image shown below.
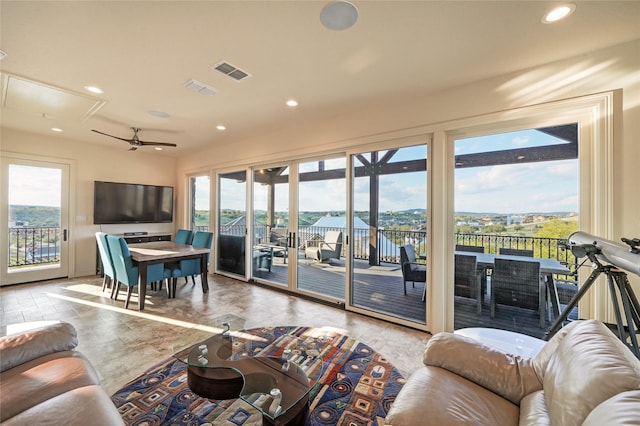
[0,273,431,395]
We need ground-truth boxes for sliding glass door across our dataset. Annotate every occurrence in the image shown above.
[252,165,290,286]
[348,143,428,325]
[296,157,346,300]
[216,170,247,278]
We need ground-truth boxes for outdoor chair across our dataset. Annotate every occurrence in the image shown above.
[499,248,534,257]
[455,244,484,253]
[305,230,343,262]
[454,254,482,314]
[400,245,426,300]
[490,258,545,327]
[106,235,171,309]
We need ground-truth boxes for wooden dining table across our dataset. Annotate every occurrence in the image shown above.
[128,241,211,310]
[455,251,572,324]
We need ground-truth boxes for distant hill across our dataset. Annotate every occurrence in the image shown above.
[9,205,60,227]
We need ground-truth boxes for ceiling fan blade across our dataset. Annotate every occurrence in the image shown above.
[91,129,132,143]
[137,141,178,147]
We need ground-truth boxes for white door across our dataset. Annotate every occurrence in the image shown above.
[1,156,70,285]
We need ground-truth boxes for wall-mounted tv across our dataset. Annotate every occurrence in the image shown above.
[94,181,174,224]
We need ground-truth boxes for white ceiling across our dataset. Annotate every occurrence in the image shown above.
[1,1,639,156]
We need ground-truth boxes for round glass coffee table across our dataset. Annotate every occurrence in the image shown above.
[174,326,326,426]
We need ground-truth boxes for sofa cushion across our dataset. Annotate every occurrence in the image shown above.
[385,366,519,426]
[0,321,78,372]
[1,384,125,426]
[0,351,100,421]
[543,320,640,426]
[582,390,640,425]
[422,332,542,404]
[518,390,550,426]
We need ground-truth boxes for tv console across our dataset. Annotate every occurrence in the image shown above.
[95,232,172,275]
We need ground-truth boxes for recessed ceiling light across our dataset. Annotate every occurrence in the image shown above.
[149,110,170,118]
[51,127,63,132]
[286,99,298,107]
[154,147,163,151]
[84,85,103,94]
[216,125,226,131]
[320,1,358,31]
[542,3,576,24]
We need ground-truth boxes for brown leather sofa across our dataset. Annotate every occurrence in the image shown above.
[386,320,640,425]
[0,321,124,425]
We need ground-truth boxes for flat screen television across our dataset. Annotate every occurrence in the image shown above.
[94,181,174,224]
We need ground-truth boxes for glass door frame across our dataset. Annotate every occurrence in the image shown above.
[344,135,432,330]
[1,153,74,285]
[435,92,616,333]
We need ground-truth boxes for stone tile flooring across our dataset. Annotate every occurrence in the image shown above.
[0,274,430,395]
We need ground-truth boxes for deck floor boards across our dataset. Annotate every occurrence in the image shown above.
[251,254,561,339]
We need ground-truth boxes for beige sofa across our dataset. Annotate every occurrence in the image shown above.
[386,320,640,425]
[0,321,124,425]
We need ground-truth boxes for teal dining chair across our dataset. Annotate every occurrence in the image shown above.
[106,235,171,309]
[170,231,213,297]
[175,229,193,245]
[95,232,116,295]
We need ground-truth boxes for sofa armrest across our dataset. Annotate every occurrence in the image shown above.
[423,332,542,404]
[1,321,78,372]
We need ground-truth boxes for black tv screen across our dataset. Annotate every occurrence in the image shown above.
[94,181,174,224]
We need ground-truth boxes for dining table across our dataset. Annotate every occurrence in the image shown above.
[128,241,211,310]
[455,251,572,324]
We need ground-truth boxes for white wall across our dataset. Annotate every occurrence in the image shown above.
[1,129,177,277]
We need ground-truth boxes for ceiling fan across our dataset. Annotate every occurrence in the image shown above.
[91,127,177,151]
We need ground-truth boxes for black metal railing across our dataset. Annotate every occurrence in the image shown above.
[8,227,61,267]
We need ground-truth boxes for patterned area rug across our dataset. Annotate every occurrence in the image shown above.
[111,326,406,425]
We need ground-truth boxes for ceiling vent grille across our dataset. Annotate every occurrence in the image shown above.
[184,79,217,96]
[211,61,252,81]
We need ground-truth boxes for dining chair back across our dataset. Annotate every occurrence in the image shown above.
[106,235,170,308]
[95,232,116,294]
[499,248,534,257]
[175,229,194,245]
[400,245,427,298]
[170,231,214,294]
[490,258,543,326]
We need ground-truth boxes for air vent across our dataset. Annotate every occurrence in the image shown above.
[211,61,252,81]
[184,79,217,96]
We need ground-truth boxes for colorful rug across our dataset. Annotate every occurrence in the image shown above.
[111,326,406,425]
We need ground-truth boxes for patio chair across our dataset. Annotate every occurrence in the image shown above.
[454,254,482,314]
[490,258,545,327]
[499,248,534,257]
[400,245,426,299]
[455,244,484,253]
[305,230,342,262]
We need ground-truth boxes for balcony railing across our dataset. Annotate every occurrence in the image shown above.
[8,227,61,267]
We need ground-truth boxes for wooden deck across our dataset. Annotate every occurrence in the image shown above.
[251,254,564,339]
